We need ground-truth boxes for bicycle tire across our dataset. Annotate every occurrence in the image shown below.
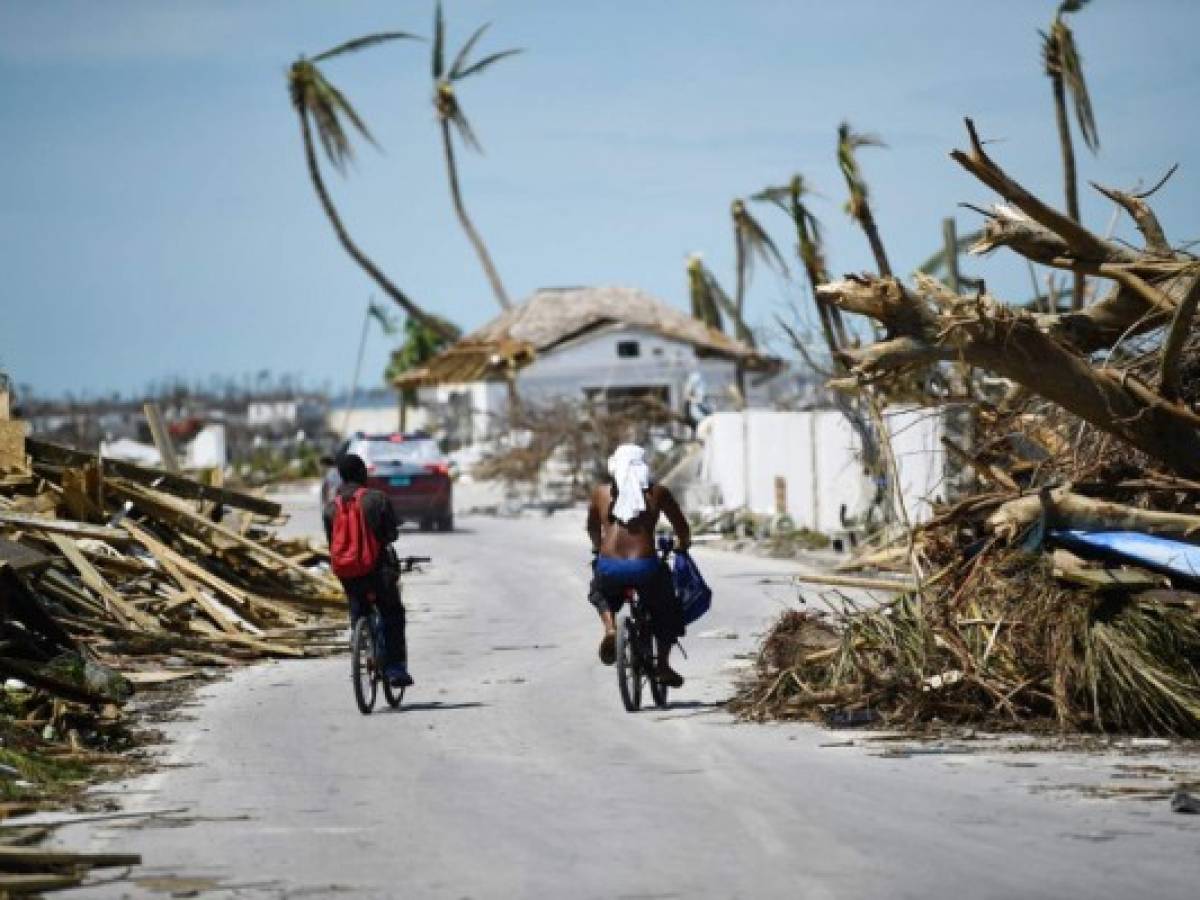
[351,617,377,715]
[616,615,642,712]
[648,633,670,709]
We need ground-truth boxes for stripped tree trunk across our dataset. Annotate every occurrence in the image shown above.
[440,119,511,310]
[298,114,455,341]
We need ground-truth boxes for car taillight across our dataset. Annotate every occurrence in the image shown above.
[424,463,449,476]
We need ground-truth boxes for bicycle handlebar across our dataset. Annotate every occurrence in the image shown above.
[398,555,432,572]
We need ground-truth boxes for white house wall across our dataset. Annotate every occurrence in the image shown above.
[699,408,946,532]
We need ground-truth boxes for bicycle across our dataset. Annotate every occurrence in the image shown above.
[351,555,430,715]
[615,537,675,712]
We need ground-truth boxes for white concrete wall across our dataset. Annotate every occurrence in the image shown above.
[699,408,946,531]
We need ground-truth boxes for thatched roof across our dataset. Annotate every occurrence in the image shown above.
[395,286,776,388]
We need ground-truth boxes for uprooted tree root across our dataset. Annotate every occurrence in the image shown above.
[730,552,1200,736]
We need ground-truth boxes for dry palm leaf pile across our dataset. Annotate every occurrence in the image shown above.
[732,119,1200,737]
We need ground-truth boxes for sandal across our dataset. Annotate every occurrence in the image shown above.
[656,666,684,689]
[599,632,616,665]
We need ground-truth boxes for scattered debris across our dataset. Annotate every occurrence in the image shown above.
[731,118,1200,739]
[0,427,344,878]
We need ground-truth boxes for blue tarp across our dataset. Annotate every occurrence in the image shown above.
[1049,529,1200,581]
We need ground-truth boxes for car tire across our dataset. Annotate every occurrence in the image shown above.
[418,518,433,532]
[438,511,454,532]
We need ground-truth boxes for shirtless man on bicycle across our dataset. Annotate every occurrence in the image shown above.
[586,444,690,687]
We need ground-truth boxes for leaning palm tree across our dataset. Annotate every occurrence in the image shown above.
[837,123,892,277]
[431,1,522,310]
[288,34,457,341]
[754,175,846,357]
[1042,0,1100,310]
[725,199,786,405]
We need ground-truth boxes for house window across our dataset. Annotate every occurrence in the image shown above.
[617,340,640,359]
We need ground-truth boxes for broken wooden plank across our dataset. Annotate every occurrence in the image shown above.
[110,479,338,595]
[26,437,280,517]
[0,512,130,543]
[0,421,27,474]
[47,535,157,632]
[791,572,917,592]
[1051,549,1163,591]
[0,844,141,869]
[142,402,181,473]
[0,871,84,892]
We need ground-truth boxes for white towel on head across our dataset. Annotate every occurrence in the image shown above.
[608,444,650,524]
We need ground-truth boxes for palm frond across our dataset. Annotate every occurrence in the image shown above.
[838,123,886,218]
[1056,22,1099,151]
[453,48,523,81]
[326,79,378,149]
[290,60,378,174]
[313,31,421,63]
[752,184,792,213]
[734,202,788,279]
[432,0,446,78]
[448,23,491,79]
[1058,0,1092,14]
[450,104,482,153]
[687,256,725,332]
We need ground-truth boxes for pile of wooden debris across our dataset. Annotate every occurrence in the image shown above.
[0,412,343,830]
[732,120,1200,736]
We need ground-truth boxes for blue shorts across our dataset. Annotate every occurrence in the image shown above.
[595,555,660,584]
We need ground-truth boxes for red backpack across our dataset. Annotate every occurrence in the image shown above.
[329,488,381,579]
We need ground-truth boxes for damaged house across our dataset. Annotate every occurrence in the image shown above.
[395,285,792,447]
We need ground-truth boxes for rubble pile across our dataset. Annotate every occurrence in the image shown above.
[732,120,1200,736]
[0,430,342,817]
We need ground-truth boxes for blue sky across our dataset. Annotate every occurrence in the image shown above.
[3,0,1198,398]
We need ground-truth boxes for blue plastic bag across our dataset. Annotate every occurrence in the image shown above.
[673,551,712,625]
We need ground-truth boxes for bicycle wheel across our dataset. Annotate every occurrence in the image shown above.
[647,634,670,709]
[616,615,642,712]
[351,617,377,715]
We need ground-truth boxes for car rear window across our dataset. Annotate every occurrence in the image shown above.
[356,439,441,464]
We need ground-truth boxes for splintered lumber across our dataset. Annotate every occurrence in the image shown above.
[47,535,158,632]
[0,421,27,473]
[791,572,916,592]
[1051,549,1163,591]
[0,872,84,893]
[0,538,52,576]
[0,512,130,544]
[142,402,180,473]
[109,480,337,594]
[0,845,141,869]
[26,437,281,517]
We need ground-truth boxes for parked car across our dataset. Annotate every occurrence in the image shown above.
[321,433,454,531]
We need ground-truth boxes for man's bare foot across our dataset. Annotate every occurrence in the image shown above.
[599,631,616,665]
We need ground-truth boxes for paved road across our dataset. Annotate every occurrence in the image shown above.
[55,500,1200,898]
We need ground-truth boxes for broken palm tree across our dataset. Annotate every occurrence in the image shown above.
[733,118,1200,736]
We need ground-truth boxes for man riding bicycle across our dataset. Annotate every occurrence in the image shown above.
[586,444,690,688]
[323,453,413,688]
